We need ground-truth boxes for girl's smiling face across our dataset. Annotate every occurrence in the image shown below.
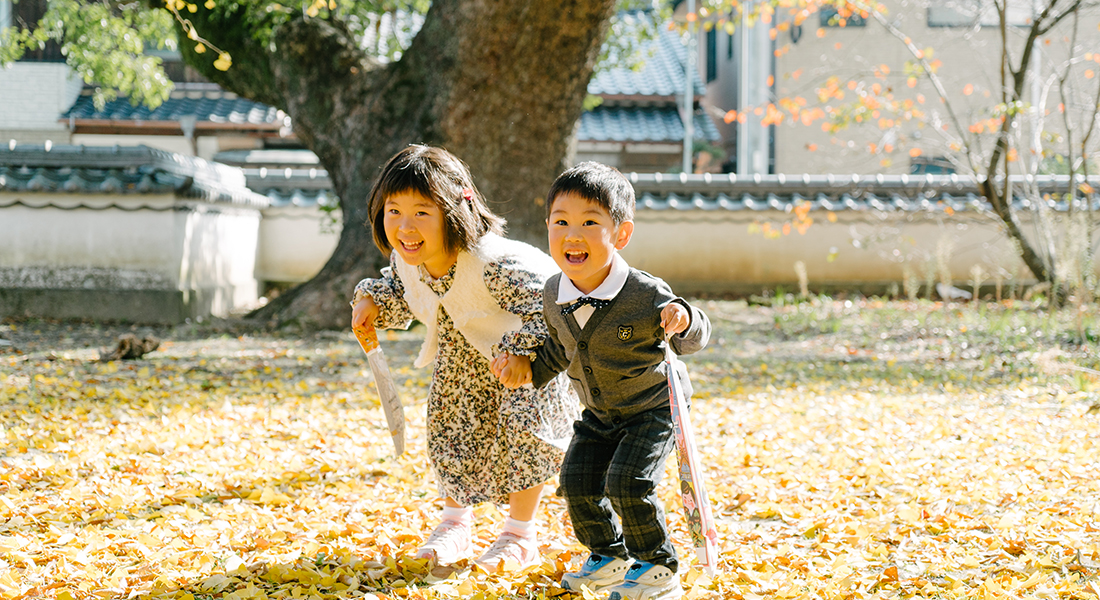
[547,191,633,294]
[383,190,457,278]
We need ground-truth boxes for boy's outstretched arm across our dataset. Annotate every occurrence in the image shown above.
[491,353,533,389]
[664,299,711,356]
[660,302,690,336]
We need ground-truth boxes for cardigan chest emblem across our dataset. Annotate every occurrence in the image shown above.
[617,325,633,341]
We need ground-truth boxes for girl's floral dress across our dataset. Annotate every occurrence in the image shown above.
[354,253,578,506]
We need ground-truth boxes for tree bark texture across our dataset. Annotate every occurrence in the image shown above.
[173,0,617,329]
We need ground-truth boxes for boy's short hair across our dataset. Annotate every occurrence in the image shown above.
[366,145,504,255]
[545,161,635,224]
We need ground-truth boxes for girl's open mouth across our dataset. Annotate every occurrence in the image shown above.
[565,251,587,264]
[400,241,424,252]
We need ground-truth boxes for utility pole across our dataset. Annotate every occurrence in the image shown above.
[682,0,696,174]
[736,0,752,175]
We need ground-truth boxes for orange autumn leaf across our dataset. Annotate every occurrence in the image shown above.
[909,148,922,157]
[963,83,974,95]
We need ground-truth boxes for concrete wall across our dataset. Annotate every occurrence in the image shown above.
[0,193,262,323]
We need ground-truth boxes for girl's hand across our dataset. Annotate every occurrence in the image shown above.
[352,295,379,329]
[492,353,533,389]
[660,302,690,336]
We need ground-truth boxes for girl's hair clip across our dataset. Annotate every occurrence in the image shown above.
[461,187,474,202]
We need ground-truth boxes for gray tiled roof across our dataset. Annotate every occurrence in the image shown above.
[627,172,1100,212]
[63,88,283,126]
[243,167,338,209]
[223,166,1100,213]
[588,12,706,98]
[0,145,269,208]
[579,105,720,142]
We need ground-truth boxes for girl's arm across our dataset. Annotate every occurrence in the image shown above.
[351,255,415,330]
[484,256,550,357]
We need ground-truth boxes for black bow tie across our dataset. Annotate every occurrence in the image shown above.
[561,296,612,316]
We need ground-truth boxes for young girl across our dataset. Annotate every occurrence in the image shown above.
[350,145,578,570]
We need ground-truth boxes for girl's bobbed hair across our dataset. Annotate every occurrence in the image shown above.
[366,145,505,256]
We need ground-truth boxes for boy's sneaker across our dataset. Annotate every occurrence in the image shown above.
[414,519,472,565]
[561,554,633,592]
[474,532,540,571]
[605,561,682,600]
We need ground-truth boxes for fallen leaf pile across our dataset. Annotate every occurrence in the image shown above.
[1,298,1098,599]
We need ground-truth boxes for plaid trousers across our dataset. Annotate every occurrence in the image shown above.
[559,404,678,572]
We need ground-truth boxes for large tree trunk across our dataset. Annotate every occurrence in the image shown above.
[175,0,616,329]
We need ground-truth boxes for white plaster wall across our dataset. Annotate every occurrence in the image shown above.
[257,207,340,283]
[68,134,263,159]
[0,62,83,131]
[69,134,194,156]
[244,204,1097,294]
[0,192,262,315]
[0,194,179,285]
[174,204,262,313]
[622,209,1100,292]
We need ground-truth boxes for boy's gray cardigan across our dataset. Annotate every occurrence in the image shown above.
[530,268,711,426]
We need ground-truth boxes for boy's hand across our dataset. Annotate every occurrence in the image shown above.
[660,302,690,336]
[352,295,379,330]
[491,353,533,389]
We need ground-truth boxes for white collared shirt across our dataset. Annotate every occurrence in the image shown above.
[556,254,630,328]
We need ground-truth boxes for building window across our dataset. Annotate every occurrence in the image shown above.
[927,0,1032,27]
[819,6,866,27]
[11,0,64,62]
[706,28,717,83]
[910,156,956,175]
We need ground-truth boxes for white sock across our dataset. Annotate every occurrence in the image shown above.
[442,505,473,525]
[502,516,537,539]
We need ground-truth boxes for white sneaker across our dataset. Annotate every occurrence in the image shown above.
[414,519,471,565]
[561,554,633,592]
[605,561,682,600]
[474,532,540,571]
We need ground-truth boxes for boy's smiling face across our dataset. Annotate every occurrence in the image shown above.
[547,191,634,294]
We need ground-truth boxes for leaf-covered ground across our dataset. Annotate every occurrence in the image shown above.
[1,299,1098,600]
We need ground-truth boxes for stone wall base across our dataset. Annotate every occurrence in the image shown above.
[0,285,258,325]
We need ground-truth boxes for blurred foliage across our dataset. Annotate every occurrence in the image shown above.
[0,0,668,111]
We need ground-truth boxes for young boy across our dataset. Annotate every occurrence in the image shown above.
[492,162,710,600]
